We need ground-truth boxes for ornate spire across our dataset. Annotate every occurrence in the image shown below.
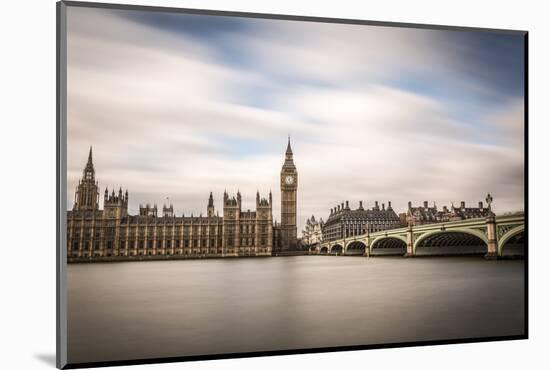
[74,146,99,211]
[82,145,96,182]
[208,191,214,207]
[286,135,293,155]
[282,136,296,170]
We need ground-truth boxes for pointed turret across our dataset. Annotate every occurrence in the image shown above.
[74,146,99,211]
[207,191,215,217]
[82,145,96,181]
[286,135,293,155]
[208,192,214,207]
[282,136,296,170]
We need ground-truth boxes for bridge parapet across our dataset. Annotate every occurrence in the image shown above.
[318,214,524,258]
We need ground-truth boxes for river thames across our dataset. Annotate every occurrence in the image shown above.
[67,256,525,363]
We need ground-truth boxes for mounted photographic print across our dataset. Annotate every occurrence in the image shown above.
[56,1,528,368]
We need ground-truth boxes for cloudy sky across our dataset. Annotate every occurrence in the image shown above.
[66,6,525,231]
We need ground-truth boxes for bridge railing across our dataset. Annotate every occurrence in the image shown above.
[317,213,524,258]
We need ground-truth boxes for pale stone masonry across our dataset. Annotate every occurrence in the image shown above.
[279,137,298,251]
[322,200,402,243]
[405,200,491,226]
[67,147,278,261]
[302,215,324,247]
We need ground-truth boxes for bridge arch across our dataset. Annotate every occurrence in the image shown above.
[329,244,344,255]
[413,228,488,256]
[370,235,407,255]
[498,225,525,257]
[345,241,368,255]
[319,245,329,254]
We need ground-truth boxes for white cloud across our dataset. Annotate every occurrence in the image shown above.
[66,7,524,231]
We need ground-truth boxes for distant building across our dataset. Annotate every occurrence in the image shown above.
[68,140,300,261]
[406,200,491,226]
[279,137,298,251]
[322,200,401,242]
[302,215,324,246]
[67,147,274,260]
[272,220,282,251]
[398,213,408,227]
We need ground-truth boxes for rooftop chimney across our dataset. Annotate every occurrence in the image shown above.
[461,201,465,209]
[408,201,412,209]
[359,200,363,210]
[479,201,483,209]
[424,201,428,208]
[388,201,392,209]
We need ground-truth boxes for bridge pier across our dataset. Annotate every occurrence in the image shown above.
[485,214,498,259]
[362,236,370,257]
[404,225,415,257]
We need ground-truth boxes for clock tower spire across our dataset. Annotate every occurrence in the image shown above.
[280,136,298,250]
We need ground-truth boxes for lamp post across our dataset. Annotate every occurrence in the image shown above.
[485,193,494,215]
[485,193,498,259]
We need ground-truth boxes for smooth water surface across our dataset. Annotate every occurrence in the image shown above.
[67,256,524,363]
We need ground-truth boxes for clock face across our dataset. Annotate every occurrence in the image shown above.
[285,175,294,185]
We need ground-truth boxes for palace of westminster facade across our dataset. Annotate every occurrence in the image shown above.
[67,140,299,261]
[67,138,492,261]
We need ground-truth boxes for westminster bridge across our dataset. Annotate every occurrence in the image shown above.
[312,213,525,259]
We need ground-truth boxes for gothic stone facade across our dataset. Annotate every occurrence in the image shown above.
[322,200,401,242]
[279,138,298,250]
[67,148,275,261]
[302,215,324,247]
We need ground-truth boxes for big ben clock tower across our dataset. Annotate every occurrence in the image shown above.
[280,137,298,250]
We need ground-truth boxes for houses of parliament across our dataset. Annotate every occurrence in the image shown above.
[66,140,298,261]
